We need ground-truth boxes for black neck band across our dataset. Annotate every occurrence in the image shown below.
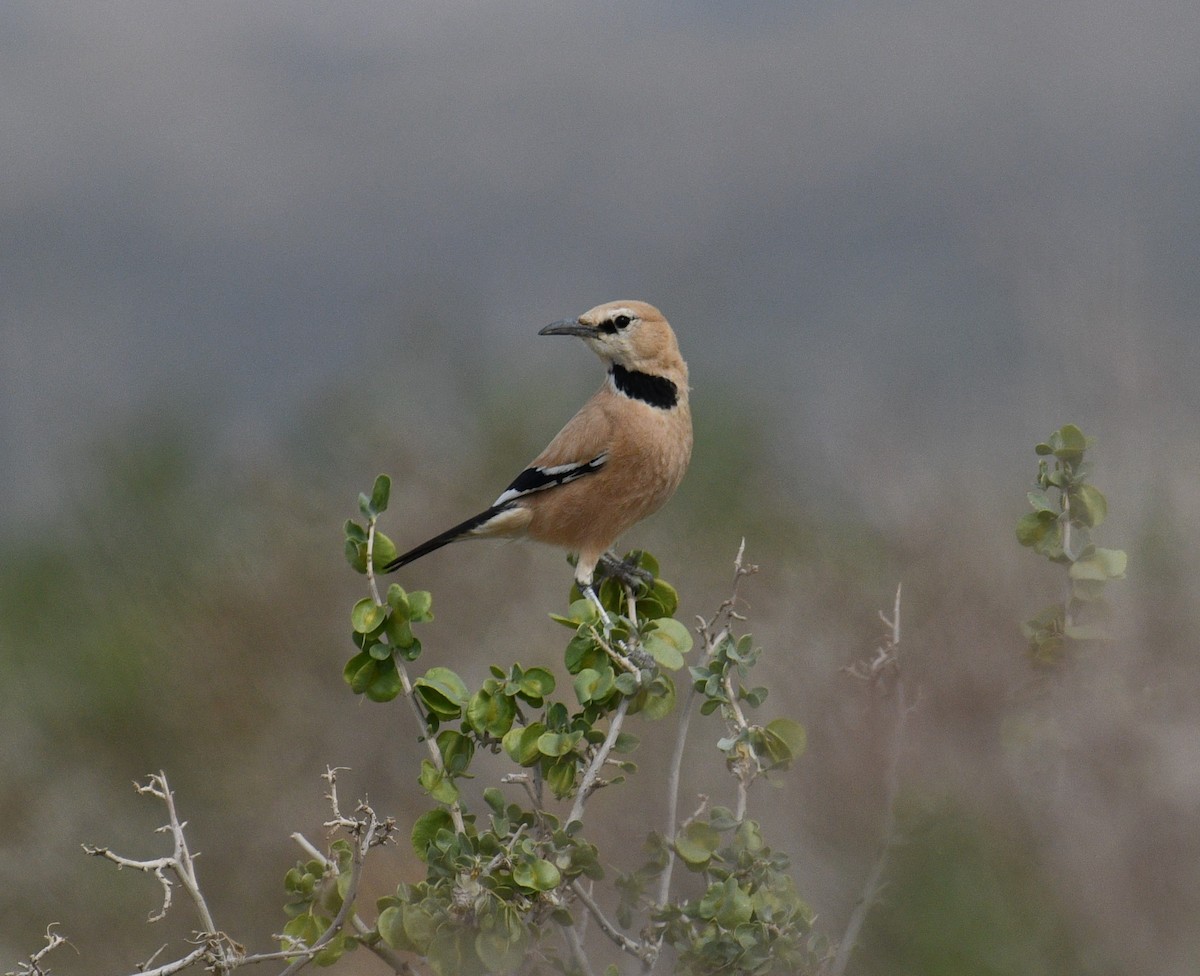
[610,364,678,409]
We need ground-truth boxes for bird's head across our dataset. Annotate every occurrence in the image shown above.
[539,300,683,376]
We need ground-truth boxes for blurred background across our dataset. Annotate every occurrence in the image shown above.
[3,2,1199,973]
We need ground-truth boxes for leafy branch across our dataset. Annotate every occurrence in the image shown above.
[1016,424,1127,665]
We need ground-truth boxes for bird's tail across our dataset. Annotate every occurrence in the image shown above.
[382,505,507,573]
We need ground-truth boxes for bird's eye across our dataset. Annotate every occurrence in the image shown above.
[612,314,631,330]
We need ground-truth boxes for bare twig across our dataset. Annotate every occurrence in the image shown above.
[656,541,756,912]
[561,919,598,976]
[84,773,240,974]
[5,924,73,976]
[567,580,645,826]
[570,881,653,964]
[568,696,632,825]
[827,584,912,976]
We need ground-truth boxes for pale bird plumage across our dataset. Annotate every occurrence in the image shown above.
[383,300,692,597]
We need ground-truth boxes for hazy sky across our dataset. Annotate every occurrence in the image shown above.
[3,0,1198,525]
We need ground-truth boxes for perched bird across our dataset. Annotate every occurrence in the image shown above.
[383,300,691,608]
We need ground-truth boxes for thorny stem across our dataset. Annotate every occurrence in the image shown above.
[366,516,467,836]
[279,774,378,975]
[828,583,910,976]
[568,697,631,825]
[570,880,652,964]
[567,581,641,826]
[85,773,237,974]
[562,923,598,976]
[6,925,74,976]
[655,542,756,923]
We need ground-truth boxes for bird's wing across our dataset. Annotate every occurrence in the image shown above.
[491,452,608,507]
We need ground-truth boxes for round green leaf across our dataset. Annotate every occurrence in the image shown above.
[436,729,475,776]
[537,730,581,758]
[407,589,434,622]
[765,718,807,761]
[513,857,561,892]
[351,598,387,634]
[415,667,470,718]
[364,659,403,702]
[411,808,455,860]
[635,674,677,720]
[545,758,578,799]
[517,667,555,701]
[675,821,721,869]
[503,724,544,766]
[467,687,517,737]
[573,667,614,704]
[372,532,398,568]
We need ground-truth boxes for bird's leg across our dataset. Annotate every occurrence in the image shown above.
[580,581,613,629]
[596,551,655,590]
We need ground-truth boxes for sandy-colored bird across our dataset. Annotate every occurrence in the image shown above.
[383,300,691,607]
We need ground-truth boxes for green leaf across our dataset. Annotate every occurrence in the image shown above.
[514,858,562,892]
[503,724,544,766]
[345,539,368,574]
[419,759,460,804]
[636,674,677,720]
[1015,510,1057,548]
[430,924,480,976]
[573,667,615,704]
[483,788,506,816]
[550,599,600,629]
[650,617,693,652]
[436,729,475,776]
[1069,547,1127,581]
[410,809,455,860]
[698,877,754,928]
[1070,483,1108,527]
[343,651,372,687]
[364,658,403,702]
[386,584,410,615]
[564,632,605,674]
[351,598,387,634]
[734,819,765,853]
[641,578,679,619]
[372,532,398,568]
[675,821,722,868]
[407,589,434,622]
[367,640,392,661]
[764,718,807,762]
[369,474,391,515]
[376,906,413,952]
[467,687,517,737]
[415,667,470,718]
[475,910,528,973]
[517,667,555,701]
[401,903,439,953]
[545,757,578,799]
[386,615,415,650]
[1050,424,1088,462]
[537,730,582,758]
[1026,489,1056,513]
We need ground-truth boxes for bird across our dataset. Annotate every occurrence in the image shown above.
[383,300,691,612]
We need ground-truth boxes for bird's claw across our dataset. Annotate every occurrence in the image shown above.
[596,552,655,591]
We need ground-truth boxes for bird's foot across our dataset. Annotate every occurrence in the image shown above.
[596,552,655,591]
[581,584,613,629]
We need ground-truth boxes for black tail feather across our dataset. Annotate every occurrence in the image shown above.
[382,506,505,573]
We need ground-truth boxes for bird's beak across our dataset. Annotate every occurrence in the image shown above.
[539,318,601,339]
